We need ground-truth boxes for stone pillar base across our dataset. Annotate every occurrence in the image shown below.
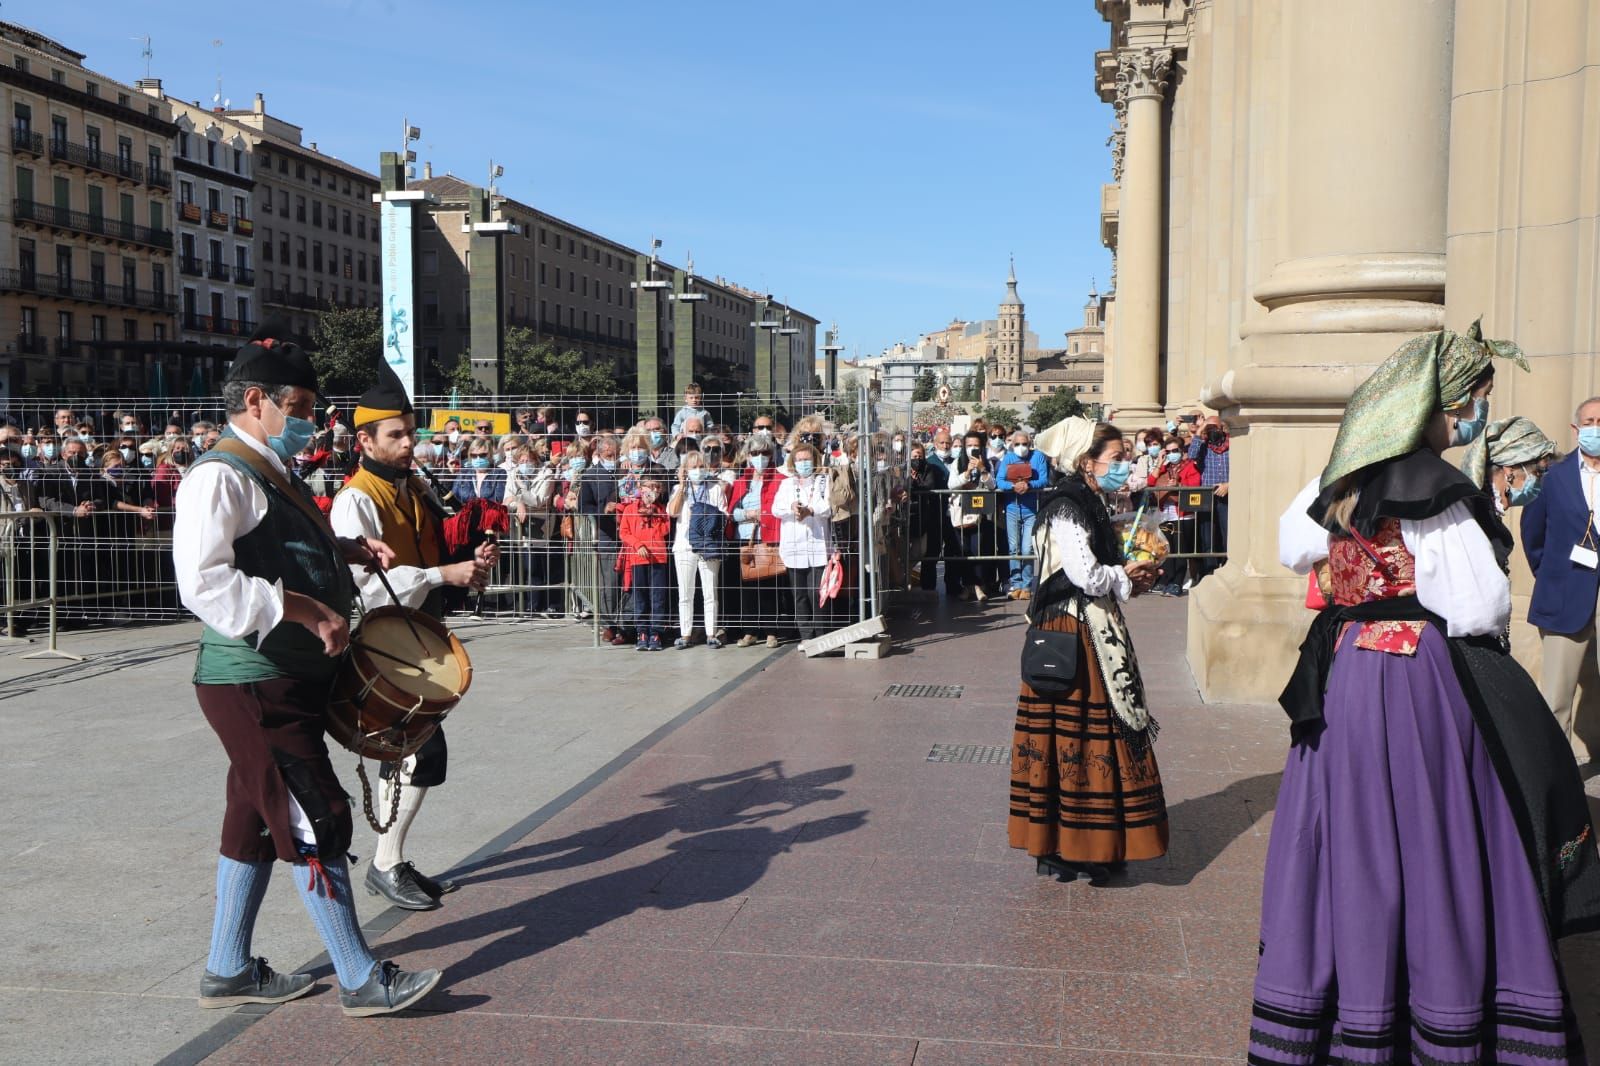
[1186,561,1307,704]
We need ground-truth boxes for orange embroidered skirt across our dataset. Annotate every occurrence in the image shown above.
[1007,610,1169,863]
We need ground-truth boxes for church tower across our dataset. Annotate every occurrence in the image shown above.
[994,257,1025,385]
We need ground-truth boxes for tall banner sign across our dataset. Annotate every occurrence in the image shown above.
[380,197,416,402]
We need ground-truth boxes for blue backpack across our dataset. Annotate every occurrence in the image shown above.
[686,482,726,556]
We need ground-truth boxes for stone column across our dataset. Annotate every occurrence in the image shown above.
[634,253,662,417]
[1187,0,1454,702]
[1110,47,1173,424]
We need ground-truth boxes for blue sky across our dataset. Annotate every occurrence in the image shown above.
[57,1,1113,359]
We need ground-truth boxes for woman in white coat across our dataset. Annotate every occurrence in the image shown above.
[773,441,832,641]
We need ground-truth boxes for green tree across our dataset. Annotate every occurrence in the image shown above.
[910,368,938,403]
[445,354,488,398]
[1025,388,1087,430]
[833,372,864,428]
[960,361,986,402]
[975,402,1021,429]
[310,306,383,396]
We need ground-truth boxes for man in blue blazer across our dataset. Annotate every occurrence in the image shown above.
[1523,396,1600,749]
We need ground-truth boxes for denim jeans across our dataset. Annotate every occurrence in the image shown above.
[1005,507,1037,591]
[629,562,668,637]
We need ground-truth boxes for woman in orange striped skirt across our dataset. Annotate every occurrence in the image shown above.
[1008,418,1169,883]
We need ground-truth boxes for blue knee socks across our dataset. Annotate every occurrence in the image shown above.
[292,853,378,990]
[207,856,273,977]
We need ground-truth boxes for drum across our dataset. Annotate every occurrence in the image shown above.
[326,606,472,761]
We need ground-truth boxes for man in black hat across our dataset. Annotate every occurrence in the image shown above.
[173,321,443,1016]
[332,362,496,910]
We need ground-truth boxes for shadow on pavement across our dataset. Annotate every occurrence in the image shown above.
[1112,771,1283,888]
[379,761,868,993]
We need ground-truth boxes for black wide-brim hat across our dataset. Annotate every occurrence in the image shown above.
[224,314,320,394]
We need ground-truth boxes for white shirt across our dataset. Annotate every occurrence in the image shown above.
[1579,461,1600,534]
[329,482,443,610]
[773,472,833,567]
[671,477,729,554]
[1277,476,1508,637]
[173,430,288,648]
[1048,514,1132,601]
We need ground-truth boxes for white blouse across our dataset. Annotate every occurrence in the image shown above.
[1277,476,1509,637]
[1048,513,1132,602]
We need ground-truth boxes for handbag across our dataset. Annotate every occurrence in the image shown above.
[739,535,787,581]
[1021,625,1079,695]
[818,551,843,605]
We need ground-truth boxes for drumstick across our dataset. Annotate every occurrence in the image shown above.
[351,640,429,673]
[368,550,430,653]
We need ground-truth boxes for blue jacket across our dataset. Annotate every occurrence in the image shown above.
[451,467,508,505]
[999,449,1051,514]
[1522,450,1600,635]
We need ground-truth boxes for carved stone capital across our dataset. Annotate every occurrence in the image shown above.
[1115,47,1173,105]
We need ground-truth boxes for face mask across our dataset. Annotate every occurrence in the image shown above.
[640,488,659,505]
[568,459,588,474]
[1011,444,1029,459]
[21,444,36,460]
[1506,472,1541,507]
[171,452,190,465]
[598,458,617,471]
[121,424,136,434]
[264,399,317,463]
[794,459,815,477]
[65,453,85,469]
[935,448,952,460]
[704,449,723,465]
[576,424,592,436]
[192,435,204,449]
[627,448,646,464]
[1450,396,1489,447]
[648,431,664,448]
[688,467,707,482]
[119,447,135,462]
[140,455,155,468]
[165,432,179,443]
[469,456,490,469]
[1579,426,1600,458]
[517,463,538,477]
[103,464,122,479]
[1165,421,1177,433]
[911,457,926,471]
[1095,459,1132,493]
[1163,451,1180,466]
[892,440,904,454]
[447,430,461,443]
[875,460,888,473]
[1147,444,1162,458]
[754,428,772,438]
[750,455,770,470]
[42,443,57,460]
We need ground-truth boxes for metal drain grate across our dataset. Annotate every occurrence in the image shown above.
[926,743,1011,765]
[885,684,964,699]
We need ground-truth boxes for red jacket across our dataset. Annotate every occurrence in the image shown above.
[617,498,670,566]
[1155,458,1203,516]
[729,466,783,544]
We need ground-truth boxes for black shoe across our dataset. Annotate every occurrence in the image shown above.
[198,956,314,1008]
[365,861,440,911]
[339,960,443,1017]
[400,861,457,899]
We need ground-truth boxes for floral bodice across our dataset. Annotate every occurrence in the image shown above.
[1328,518,1424,655]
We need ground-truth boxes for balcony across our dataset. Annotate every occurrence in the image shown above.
[233,265,255,285]
[148,167,171,191]
[15,333,48,355]
[179,255,203,276]
[233,217,253,237]
[206,210,229,231]
[264,289,335,312]
[207,261,231,282]
[11,127,42,156]
[12,199,173,250]
[49,138,143,183]
[54,337,77,356]
[178,202,202,224]
[183,313,256,338]
[0,267,178,313]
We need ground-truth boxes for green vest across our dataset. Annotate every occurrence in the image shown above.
[192,432,355,685]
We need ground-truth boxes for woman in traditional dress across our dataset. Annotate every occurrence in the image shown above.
[1253,322,1600,1063]
[1007,418,1169,884]
[1459,414,1558,515]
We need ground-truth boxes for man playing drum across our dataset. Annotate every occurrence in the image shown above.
[175,321,443,1015]
[331,363,496,911]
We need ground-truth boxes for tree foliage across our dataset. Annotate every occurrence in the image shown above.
[1025,389,1087,430]
[974,403,1021,429]
[910,369,938,403]
[448,328,621,399]
[310,306,384,396]
[960,361,986,402]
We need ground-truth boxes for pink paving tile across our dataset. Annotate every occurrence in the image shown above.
[1064,860,1264,923]
[1180,916,1265,980]
[847,854,1075,909]
[940,907,1188,975]
[911,1042,1234,1065]
[711,896,960,964]
[1056,971,1255,1058]
[203,1003,364,1065]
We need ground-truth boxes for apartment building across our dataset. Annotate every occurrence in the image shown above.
[0,22,176,394]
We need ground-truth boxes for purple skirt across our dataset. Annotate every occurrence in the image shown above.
[1249,623,1585,1064]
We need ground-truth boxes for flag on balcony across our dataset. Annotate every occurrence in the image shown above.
[149,360,169,400]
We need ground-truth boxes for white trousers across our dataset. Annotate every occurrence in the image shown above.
[674,550,720,636]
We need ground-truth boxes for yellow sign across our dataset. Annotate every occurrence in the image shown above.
[430,409,511,436]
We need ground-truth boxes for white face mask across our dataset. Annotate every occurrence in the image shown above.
[447,430,461,443]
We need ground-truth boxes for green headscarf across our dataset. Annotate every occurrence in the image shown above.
[1459,416,1557,490]
[1319,319,1529,490]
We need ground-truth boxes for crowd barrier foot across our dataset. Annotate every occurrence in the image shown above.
[842,635,892,659]
[800,615,886,658]
[21,646,84,662]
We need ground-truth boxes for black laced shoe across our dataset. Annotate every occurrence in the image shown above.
[401,861,457,899]
[339,961,443,1017]
[365,861,439,910]
[198,956,314,1008]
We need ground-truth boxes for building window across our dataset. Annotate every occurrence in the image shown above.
[342,209,350,235]
[261,186,272,213]
[51,70,64,85]
[356,215,366,239]
[312,201,321,226]
[296,196,306,222]
[123,319,136,340]
[178,131,189,158]
[206,138,216,167]
[90,315,105,340]
[262,229,274,262]
[233,148,242,174]
[13,56,26,73]
[85,81,98,99]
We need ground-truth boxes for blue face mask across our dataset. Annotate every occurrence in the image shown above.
[750,455,770,470]
[1095,459,1132,493]
[140,455,155,468]
[1579,426,1600,458]
[628,449,646,464]
[1506,472,1541,507]
[794,459,815,477]
[21,444,36,460]
[469,456,491,470]
[598,458,617,471]
[517,463,538,477]
[648,431,664,448]
[264,399,316,463]
[568,458,588,474]
[1450,396,1489,447]
[1147,444,1162,458]
[688,467,707,482]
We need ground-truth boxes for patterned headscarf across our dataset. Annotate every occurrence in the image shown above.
[1459,416,1557,490]
[1319,319,1529,490]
